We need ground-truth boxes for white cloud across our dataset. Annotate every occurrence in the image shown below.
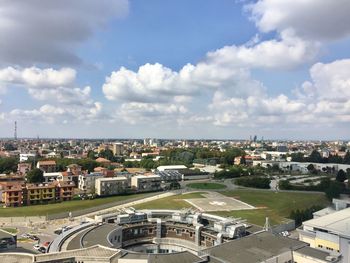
[205,59,350,128]
[247,0,350,41]
[9,102,104,124]
[0,67,75,88]
[0,66,93,104]
[119,102,187,124]
[298,59,350,101]
[103,63,188,103]
[207,29,319,69]
[0,0,129,65]
[0,66,105,123]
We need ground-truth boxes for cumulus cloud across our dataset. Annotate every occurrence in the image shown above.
[119,102,187,124]
[247,0,350,41]
[205,59,350,128]
[0,0,129,65]
[0,66,94,104]
[9,102,104,124]
[0,67,75,88]
[0,66,106,123]
[207,29,319,69]
[298,59,350,101]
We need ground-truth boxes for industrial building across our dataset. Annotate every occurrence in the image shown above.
[299,206,350,260]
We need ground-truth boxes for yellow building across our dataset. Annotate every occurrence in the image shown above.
[298,207,350,259]
[25,183,56,205]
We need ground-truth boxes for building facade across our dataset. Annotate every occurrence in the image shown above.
[95,177,128,196]
[131,174,161,192]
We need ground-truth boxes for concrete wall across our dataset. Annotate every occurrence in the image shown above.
[0,216,47,225]
[107,227,123,248]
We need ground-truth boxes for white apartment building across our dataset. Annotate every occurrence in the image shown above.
[78,172,103,193]
[95,177,128,196]
[131,174,161,192]
[112,143,124,156]
[43,172,61,183]
[19,153,36,162]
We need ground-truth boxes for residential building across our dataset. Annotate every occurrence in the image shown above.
[19,153,35,162]
[43,172,61,183]
[0,174,25,184]
[55,181,75,201]
[17,162,32,175]
[66,164,82,175]
[1,183,23,207]
[78,172,103,194]
[112,142,124,156]
[36,160,56,173]
[25,182,56,205]
[95,177,128,196]
[131,174,161,192]
[57,171,79,186]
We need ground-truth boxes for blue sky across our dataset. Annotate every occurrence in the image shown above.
[0,0,350,140]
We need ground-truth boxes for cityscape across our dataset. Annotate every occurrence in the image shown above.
[1,1,350,263]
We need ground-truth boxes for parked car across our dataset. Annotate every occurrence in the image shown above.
[33,244,40,250]
[42,241,51,247]
[54,229,62,235]
[29,235,39,241]
[38,247,46,253]
[21,233,31,239]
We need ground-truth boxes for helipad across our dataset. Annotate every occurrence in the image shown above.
[184,192,255,212]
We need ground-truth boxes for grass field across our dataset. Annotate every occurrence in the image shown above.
[134,192,205,210]
[214,190,330,226]
[133,190,329,226]
[0,228,18,234]
[187,182,227,190]
[0,192,153,217]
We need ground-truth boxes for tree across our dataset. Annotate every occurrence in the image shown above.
[0,157,18,173]
[87,150,96,160]
[26,168,44,183]
[290,152,305,162]
[336,169,346,182]
[325,181,344,200]
[98,149,114,161]
[4,143,17,151]
[290,205,323,227]
[307,164,317,174]
[344,152,350,164]
[308,150,322,163]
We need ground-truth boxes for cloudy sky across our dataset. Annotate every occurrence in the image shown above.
[0,0,350,140]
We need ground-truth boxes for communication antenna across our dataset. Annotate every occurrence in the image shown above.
[14,121,17,140]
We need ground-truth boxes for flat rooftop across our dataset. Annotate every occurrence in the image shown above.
[303,207,350,238]
[202,231,305,263]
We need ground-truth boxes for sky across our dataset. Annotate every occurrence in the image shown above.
[0,0,350,140]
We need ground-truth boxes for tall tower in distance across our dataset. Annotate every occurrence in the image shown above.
[14,121,17,140]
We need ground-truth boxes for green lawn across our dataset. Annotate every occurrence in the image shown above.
[0,228,18,234]
[187,182,227,190]
[0,192,153,217]
[134,190,329,227]
[134,192,205,210]
[214,190,330,226]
